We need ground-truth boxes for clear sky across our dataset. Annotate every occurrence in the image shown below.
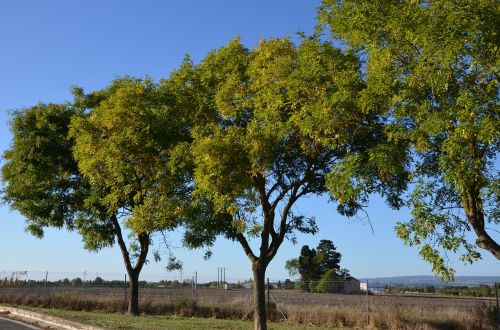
[0,0,498,284]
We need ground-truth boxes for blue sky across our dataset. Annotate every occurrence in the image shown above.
[0,0,498,283]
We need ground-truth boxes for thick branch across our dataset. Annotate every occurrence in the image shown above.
[475,227,500,260]
[236,232,258,264]
[462,193,500,259]
[254,173,275,261]
[133,232,150,273]
[110,214,133,273]
[267,186,299,262]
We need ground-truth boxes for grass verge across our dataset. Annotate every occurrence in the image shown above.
[8,305,341,330]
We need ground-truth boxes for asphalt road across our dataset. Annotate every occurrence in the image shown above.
[0,316,39,330]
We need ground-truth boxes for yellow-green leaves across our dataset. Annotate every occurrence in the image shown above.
[188,37,369,243]
[320,0,500,276]
[70,77,189,234]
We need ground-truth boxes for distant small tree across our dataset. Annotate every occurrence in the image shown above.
[94,277,104,285]
[424,285,435,293]
[298,246,320,292]
[71,277,82,286]
[286,240,350,292]
[316,239,341,274]
[316,269,336,293]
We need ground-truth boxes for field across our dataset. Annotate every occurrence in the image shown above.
[0,286,498,329]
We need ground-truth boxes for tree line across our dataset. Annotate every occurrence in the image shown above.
[1,1,498,329]
[385,284,500,298]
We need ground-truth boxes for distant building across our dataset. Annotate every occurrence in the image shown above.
[342,278,361,294]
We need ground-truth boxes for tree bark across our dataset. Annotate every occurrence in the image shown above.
[252,262,267,330]
[127,269,140,315]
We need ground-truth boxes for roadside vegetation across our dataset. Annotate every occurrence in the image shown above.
[5,306,337,330]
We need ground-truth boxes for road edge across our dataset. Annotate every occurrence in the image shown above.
[0,305,104,330]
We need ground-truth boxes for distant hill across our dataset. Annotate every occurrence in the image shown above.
[361,276,500,288]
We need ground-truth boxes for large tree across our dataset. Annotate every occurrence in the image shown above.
[2,77,188,315]
[69,77,190,314]
[179,36,391,330]
[319,0,499,278]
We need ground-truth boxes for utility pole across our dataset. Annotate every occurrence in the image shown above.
[43,271,48,304]
[124,274,127,305]
[191,275,195,303]
[495,282,499,326]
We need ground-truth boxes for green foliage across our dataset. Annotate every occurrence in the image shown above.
[181,37,370,258]
[298,245,320,291]
[1,104,115,250]
[178,36,374,329]
[71,277,83,286]
[319,0,500,277]
[2,104,79,235]
[315,269,336,293]
[385,284,500,298]
[437,284,499,298]
[70,77,189,234]
[316,239,341,274]
[285,258,300,277]
[2,77,196,315]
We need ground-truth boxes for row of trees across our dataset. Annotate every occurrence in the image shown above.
[2,1,498,329]
[385,284,499,298]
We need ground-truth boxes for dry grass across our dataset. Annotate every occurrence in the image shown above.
[280,304,497,330]
[0,287,497,329]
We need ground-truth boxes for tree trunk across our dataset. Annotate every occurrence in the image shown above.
[110,215,150,315]
[252,263,267,330]
[128,270,140,315]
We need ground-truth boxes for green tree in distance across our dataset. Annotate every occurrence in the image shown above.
[286,240,350,292]
[298,245,320,291]
[180,36,391,330]
[318,0,499,279]
[316,239,342,275]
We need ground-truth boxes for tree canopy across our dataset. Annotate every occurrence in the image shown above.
[318,0,499,279]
